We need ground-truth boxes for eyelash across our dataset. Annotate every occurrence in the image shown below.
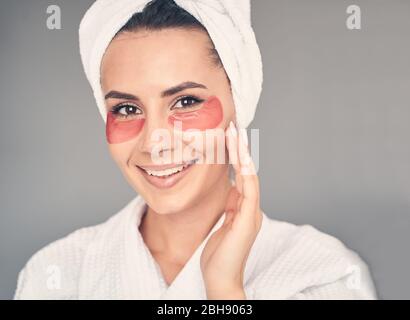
[110,102,142,119]
[172,95,204,110]
[110,95,204,119]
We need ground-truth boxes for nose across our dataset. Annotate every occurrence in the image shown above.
[138,112,172,158]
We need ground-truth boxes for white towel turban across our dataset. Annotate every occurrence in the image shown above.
[79,0,263,129]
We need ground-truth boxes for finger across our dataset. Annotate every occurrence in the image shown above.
[240,168,259,217]
[223,210,235,228]
[226,121,239,171]
[226,121,243,194]
[224,186,241,227]
[235,127,260,221]
[224,186,241,214]
[237,126,256,177]
[236,124,259,198]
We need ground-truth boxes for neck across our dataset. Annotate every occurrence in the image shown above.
[140,169,232,263]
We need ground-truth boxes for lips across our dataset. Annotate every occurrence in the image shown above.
[136,159,198,189]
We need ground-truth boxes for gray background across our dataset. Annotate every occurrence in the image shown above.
[0,0,409,299]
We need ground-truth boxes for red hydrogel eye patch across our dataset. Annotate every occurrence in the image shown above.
[168,96,223,131]
[106,111,145,144]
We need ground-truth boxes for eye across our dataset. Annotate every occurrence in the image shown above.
[111,103,142,118]
[172,96,204,110]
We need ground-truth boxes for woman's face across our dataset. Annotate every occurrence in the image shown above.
[100,28,235,214]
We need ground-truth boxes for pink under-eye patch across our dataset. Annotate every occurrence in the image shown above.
[168,95,223,131]
[105,96,223,144]
[106,111,145,144]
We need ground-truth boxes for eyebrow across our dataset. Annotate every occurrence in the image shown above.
[104,81,207,100]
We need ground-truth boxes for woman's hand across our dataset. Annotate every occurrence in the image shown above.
[200,121,263,300]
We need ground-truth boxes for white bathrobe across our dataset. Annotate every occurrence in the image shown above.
[14,195,377,299]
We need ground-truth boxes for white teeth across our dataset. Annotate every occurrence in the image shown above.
[144,162,192,177]
[146,165,184,177]
[141,159,198,177]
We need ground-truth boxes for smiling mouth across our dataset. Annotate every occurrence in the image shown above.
[136,159,199,189]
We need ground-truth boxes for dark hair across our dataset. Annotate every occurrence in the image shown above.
[114,0,223,68]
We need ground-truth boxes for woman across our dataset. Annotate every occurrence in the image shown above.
[14,0,377,299]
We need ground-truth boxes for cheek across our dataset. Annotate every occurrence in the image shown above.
[106,112,145,144]
[108,144,131,168]
[168,96,223,131]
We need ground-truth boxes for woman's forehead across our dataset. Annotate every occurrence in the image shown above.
[101,28,219,90]
[102,28,214,70]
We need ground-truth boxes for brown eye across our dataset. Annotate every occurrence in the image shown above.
[173,96,203,109]
[118,105,139,115]
[112,103,142,117]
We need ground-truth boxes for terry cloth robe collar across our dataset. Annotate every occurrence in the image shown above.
[78,195,262,299]
[77,195,375,299]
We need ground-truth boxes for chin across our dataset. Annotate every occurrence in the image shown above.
[145,191,198,215]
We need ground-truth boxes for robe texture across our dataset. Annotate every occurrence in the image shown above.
[14,195,377,299]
